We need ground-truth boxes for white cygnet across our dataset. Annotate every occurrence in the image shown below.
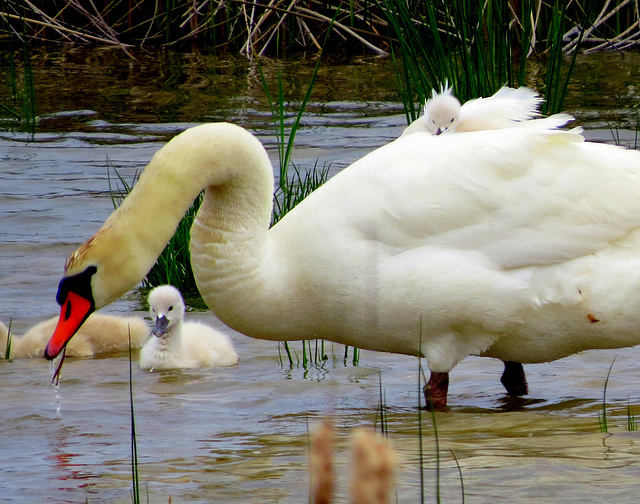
[139,285,238,370]
[401,83,569,137]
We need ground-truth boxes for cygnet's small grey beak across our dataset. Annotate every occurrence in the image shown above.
[153,315,169,337]
[435,128,443,135]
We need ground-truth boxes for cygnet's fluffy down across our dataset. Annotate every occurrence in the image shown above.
[420,83,462,135]
[401,84,571,137]
[0,314,149,358]
[139,285,239,370]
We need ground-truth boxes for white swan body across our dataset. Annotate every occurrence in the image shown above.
[139,285,238,370]
[1,314,148,358]
[44,121,640,406]
[402,85,570,137]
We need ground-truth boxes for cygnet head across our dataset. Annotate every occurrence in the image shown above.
[425,87,462,135]
[148,285,186,338]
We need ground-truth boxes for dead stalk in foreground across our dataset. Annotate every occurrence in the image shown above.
[310,421,398,504]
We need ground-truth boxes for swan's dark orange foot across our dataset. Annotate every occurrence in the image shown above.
[423,371,449,410]
[500,361,528,396]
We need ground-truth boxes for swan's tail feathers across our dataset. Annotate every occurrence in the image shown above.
[515,113,576,131]
[461,86,544,128]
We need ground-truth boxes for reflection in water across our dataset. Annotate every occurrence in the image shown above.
[2,49,640,503]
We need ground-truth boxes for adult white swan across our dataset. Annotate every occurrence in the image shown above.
[44,120,640,408]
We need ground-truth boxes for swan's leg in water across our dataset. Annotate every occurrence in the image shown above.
[424,371,449,410]
[500,361,528,396]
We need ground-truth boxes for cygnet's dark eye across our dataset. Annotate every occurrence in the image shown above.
[450,118,454,123]
[168,306,173,311]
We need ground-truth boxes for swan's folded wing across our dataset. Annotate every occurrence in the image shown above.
[312,127,640,271]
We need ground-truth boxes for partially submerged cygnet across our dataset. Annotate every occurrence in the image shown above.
[0,313,149,358]
[139,285,238,370]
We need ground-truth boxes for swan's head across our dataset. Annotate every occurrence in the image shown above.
[148,285,186,338]
[425,92,462,135]
[44,225,151,360]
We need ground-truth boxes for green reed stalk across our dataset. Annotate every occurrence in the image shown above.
[1,13,37,131]
[128,331,140,504]
[627,397,637,431]
[418,354,425,504]
[3,318,13,360]
[383,0,521,120]
[541,1,590,115]
[417,316,464,504]
[599,358,617,433]
[417,319,428,504]
[302,339,309,368]
[450,449,465,504]
[257,21,360,368]
[20,29,36,131]
[375,372,388,435]
[256,51,325,192]
[383,0,586,122]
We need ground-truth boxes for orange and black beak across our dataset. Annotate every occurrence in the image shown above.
[44,266,97,360]
[44,291,94,359]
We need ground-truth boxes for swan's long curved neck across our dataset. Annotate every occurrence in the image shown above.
[189,174,278,334]
[65,123,275,309]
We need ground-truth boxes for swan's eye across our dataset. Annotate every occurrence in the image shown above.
[168,306,173,311]
[450,118,454,123]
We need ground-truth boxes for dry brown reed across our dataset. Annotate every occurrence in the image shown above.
[309,421,399,504]
[0,0,390,55]
[3,0,640,56]
[310,419,336,504]
[349,428,398,504]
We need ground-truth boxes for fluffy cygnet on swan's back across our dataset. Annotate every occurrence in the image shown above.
[0,313,149,358]
[139,285,238,370]
[401,84,569,137]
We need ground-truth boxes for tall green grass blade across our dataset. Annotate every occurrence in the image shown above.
[128,331,140,504]
[542,1,593,115]
[383,0,587,122]
[627,397,637,432]
[599,357,617,433]
[3,318,13,360]
[302,339,308,368]
[279,341,294,367]
[256,21,360,366]
[257,27,331,190]
[351,346,359,366]
[1,12,37,131]
[417,318,425,504]
[375,372,388,435]
[272,161,330,226]
[20,27,36,132]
